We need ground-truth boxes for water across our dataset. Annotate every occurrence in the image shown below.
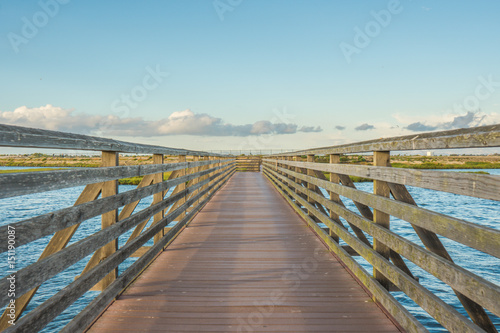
[0,167,499,332]
[0,167,174,332]
[318,169,500,332]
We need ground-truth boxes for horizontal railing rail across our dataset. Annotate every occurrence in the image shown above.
[235,156,261,172]
[271,124,500,156]
[262,125,500,333]
[0,124,224,156]
[0,125,236,332]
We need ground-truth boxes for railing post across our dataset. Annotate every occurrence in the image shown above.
[99,151,119,290]
[177,155,187,220]
[153,154,164,244]
[193,155,201,205]
[373,151,391,289]
[307,154,315,218]
[294,155,301,195]
[329,154,341,242]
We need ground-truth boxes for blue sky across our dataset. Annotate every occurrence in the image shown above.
[1,0,500,152]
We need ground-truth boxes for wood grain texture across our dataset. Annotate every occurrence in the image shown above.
[0,159,231,199]
[0,167,233,310]
[264,167,487,333]
[264,166,500,319]
[268,163,500,259]
[264,159,500,201]
[85,173,402,333]
[3,168,236,333]
[262,169,425,333]
[269,124,500,155]
[0,163,228,252]
[0,123,228,156]
[373,151,391,289]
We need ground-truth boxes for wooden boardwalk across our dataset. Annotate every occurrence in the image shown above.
[87,173,402,332]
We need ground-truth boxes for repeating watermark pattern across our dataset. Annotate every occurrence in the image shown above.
[110,65,169,117]
[6,226,17,326]
[451,75,500,113]
[7,0,70,53]
[92,64,169,137]
[339,0,404,64]
[213,0,243,21]
[236,247,323,332]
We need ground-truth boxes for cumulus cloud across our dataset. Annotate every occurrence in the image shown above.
[335,125,346,130]
[405,122,438,132]
[299,126,322,133]
[402,111,498,132]
[0,105,323,137]
[355,123,375,131]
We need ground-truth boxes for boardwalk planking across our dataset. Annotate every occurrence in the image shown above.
[87,173,402,332]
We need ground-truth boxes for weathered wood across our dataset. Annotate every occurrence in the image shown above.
[4,168,235,333]
[130,246,152,257]
[373,151,391,289]
[264,159,500,201]
[153,154,165,244]
[0,167,233,309]
[270,124,500,156]
[312,168,371,246]
[268,163,418,282]
[96,151,119,291]
[262,169,427,333]
[306,155,316,217]
[268,163,500,259]
[0,123,226,157]
[0,159,225,199]
[0,182,102,330]
[329,154,341,242]
[0,166,222,253]
[388,183,498,332]
[266,167,500,318]
[59,168,236,333]
[264,168,487,333]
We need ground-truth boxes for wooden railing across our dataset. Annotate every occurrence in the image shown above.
[263,124,500,333]
[0,124,236,332]
[236,156,261,172]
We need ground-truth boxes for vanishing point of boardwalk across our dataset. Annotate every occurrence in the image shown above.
[87,173,401,332]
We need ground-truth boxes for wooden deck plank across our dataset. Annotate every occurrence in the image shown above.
[87,173,402,333]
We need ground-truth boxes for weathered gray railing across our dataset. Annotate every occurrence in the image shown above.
[0,124,236,332]
[263,124,500,333]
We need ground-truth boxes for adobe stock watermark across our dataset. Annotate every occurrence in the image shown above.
[339,0,404,64]
[237,107,295,153]
[92,65,169,137]
[6,225,17,326]
[110,65,169,116]
[450,75,500,113]
[236,248,323,332]
[213,0,243,21]
[7,0,70,54]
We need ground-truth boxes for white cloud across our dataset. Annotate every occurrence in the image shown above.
[394,111,500,132]
[0,105,323,137]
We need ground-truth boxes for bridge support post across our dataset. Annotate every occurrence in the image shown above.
[306,154,316,218]
[373,151,391,289]
[177,155,187,221]
[328,154,341,242]
[153,154,165,244]
[294,155,300,196]
[98,151,119,290]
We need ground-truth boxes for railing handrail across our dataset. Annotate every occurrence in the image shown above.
[269,124,500,156]
[0,124,227,156]
[262,147,500,333]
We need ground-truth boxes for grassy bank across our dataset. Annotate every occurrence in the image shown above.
[0,168,68,173]
[0,168,173,185]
